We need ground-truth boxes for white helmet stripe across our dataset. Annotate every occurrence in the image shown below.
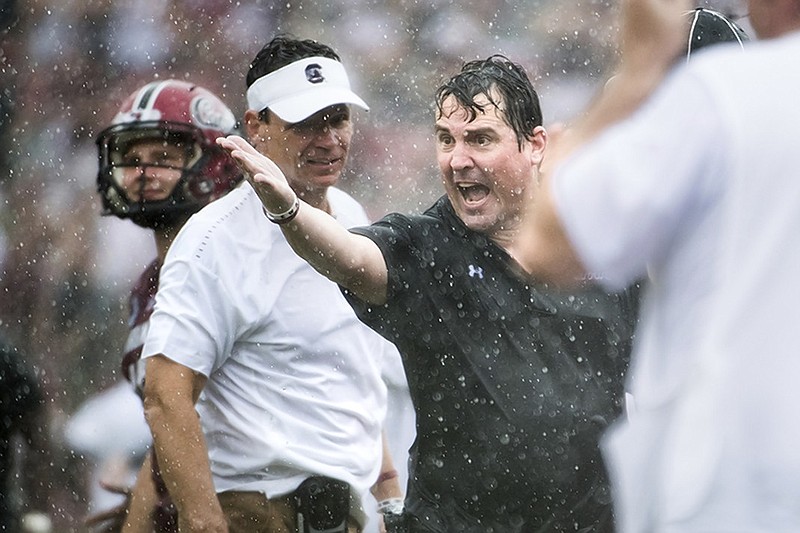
[115,82,169,124]
[133,81,168,112]
[686,10,701,62]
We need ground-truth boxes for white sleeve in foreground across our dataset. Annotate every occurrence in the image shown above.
[551,69,724,290]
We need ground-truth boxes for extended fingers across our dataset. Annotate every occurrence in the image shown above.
[217,135,295,212]
[218,136,283,179]
[234,151,282,183]
[216,134,251,152]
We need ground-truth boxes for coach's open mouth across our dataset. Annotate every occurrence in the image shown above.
[458,183,490,204]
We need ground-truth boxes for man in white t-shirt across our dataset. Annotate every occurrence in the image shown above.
[519,0,800,531]
[141,36,407,533]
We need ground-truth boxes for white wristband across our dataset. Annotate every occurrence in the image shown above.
[376,497,404,515]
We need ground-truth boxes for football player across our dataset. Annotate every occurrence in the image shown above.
[89,79,242,532]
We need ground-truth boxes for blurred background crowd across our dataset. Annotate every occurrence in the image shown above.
[0,0,748,530]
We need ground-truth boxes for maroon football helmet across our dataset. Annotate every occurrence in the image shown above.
[96,80,242,228]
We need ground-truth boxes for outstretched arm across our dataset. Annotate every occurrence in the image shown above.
[540,0,690,174]
[521,0,690,284]
[217,135,390,305]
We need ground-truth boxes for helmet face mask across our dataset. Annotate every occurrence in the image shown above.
[96,80,242,229]
[98,121,207,228]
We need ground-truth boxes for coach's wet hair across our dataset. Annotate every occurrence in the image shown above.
[435,54,542,150]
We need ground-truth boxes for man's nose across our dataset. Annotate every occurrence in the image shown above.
[134,163,156,177]
[124,164,153,189]
[313,125,341,147]
[449,142,473,170]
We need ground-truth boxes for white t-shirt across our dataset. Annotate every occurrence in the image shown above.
[143,181,391,501]
[552,32,800,532]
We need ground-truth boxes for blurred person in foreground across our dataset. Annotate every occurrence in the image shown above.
[140,36,406,533]
[219,55,639,532]
[0,339,53,532]
[518,0,800,531]
[86,79,243,532]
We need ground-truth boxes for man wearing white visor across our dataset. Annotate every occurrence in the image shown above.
[246,55,369,124]
[140,36,408,533]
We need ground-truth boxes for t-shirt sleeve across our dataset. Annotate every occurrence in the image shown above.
[343,213,416,339]
[142,240,237,377]
[350,213,417,299]
[551,67,726,290]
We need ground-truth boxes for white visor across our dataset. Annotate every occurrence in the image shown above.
[246,56,369,123]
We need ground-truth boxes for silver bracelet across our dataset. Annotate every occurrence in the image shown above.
[376,497,404,515]
[263,196,300,224]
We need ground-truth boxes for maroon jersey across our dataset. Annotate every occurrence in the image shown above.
[121,259,177,532]
[121,259,161,396]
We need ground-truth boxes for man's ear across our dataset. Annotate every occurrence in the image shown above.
[530,125,548,168]
[244,109,263,142]
[244,109,270,154]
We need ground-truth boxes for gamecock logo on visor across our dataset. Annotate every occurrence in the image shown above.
[305,64,325,84]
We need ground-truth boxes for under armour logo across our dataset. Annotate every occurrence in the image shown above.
[468,264,484,279]
[305,64,325,84]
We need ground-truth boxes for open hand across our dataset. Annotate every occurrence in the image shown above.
[216,135,297,215]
